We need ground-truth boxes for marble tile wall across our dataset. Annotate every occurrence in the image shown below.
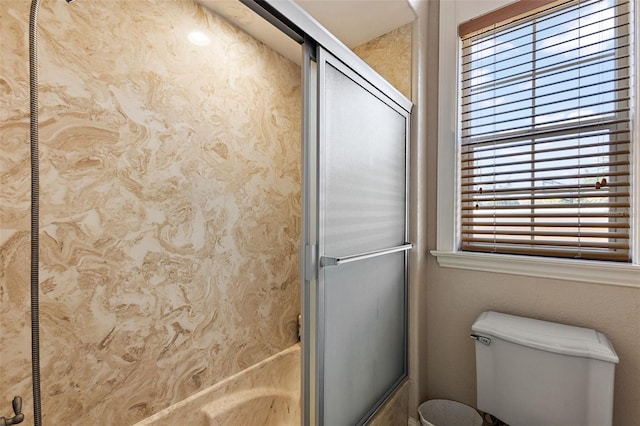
[353,24,413,101]
[0,0,301,424]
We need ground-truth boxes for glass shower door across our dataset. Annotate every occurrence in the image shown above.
[302,45,411,426]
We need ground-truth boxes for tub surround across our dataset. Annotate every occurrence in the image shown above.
[0,0,300,424]
[135,344,300,425]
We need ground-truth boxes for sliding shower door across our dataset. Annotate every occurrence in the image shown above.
[302,45,412,426]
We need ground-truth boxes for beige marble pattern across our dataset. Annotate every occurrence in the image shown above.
[136,343,300,425]
[353,24,413,100]
[0,0,301,424]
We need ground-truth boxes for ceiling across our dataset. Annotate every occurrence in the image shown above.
[198,0,416,63]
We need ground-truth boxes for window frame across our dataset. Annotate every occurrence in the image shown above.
[431,0,640,288]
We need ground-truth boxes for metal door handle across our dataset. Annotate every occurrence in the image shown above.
[321,243,413,267]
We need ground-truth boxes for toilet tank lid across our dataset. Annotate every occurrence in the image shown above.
[472,311,619,363]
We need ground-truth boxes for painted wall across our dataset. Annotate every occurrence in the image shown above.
[419,1,640,425]
[0,0,301,424]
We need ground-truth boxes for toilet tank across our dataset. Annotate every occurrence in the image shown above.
[472,311,619,426]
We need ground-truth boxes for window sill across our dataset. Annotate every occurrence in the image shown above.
[430,250,640,289]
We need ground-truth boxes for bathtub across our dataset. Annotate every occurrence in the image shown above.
[135,344,300,426]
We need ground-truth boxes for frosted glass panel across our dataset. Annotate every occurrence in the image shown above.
[322,63,407,257]
[319,59,408,425]
[323,253,405,426]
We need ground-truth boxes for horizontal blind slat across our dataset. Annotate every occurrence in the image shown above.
[461,202,630,211]
[461,182,630,195]
[461,160,630,180]
[462,139,631,161]
[463,229,630,239]
[461,86,630,126]
[461,171,630,187]
[463,107,630,139]
[461,212,631,219]
[461,221,630,228]
[461,149,630,172]
[461,56,630,105]
[465,193,631,204]
[462,120,630,147]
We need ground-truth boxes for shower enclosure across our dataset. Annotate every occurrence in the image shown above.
[298,35,412,426]
[0,0,411,424]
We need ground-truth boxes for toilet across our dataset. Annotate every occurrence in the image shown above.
[471,311,619,426]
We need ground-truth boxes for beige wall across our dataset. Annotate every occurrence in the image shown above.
[0,1,300,424]
[424,265,640,425]
[419,1,640,425]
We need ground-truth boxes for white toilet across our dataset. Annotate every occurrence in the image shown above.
[471,311,619,426]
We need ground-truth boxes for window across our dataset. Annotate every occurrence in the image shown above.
[433,0,639,286]
[459,0,632,262]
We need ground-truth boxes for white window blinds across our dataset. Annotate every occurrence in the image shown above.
[459,0,632,262]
